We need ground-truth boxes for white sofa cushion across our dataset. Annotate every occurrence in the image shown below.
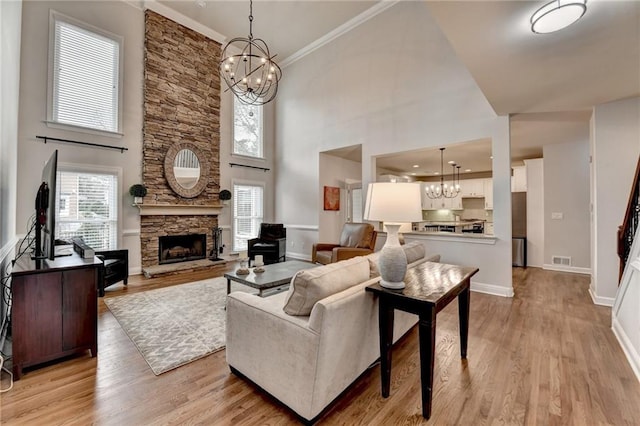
[283,256,370,316]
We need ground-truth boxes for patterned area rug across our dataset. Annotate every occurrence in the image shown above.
[104,277,254,375]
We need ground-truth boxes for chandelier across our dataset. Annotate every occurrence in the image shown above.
[531,0,587,34]
[219,0,282,106]
[425,148,461,199]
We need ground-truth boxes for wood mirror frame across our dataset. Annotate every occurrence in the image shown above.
[164,142,209,198]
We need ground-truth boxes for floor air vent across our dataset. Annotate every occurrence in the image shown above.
[552,256,571,266]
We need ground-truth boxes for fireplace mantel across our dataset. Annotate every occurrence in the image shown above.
[135,204,223,216]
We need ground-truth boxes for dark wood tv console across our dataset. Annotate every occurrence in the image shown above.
[11,253,102,380]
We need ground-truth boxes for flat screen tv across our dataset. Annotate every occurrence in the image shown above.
[33,150,58,260]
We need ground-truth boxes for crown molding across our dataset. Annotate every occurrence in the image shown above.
[280,0,399,68]
[140,0,227,44]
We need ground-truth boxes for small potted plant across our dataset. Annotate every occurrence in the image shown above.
[219,189,232,205]
[129,184,147,205]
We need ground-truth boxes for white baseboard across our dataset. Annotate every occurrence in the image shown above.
[129,267,142,276]
[588,287,615,307]
[286,251,312,262]
[543,264,591,275]
[471,281,514,298]
[612,316,640,383]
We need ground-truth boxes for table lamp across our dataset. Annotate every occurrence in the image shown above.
[364,182,423,289]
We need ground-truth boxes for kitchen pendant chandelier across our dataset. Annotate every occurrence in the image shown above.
[425,148,461,199]
[531,0,587,34]
[219,0,282,106]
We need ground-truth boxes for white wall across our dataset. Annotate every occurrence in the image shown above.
[591,96,640,304]
[275,2,513,295]
[16,2,275,269]
[318,154,361,247]
[543,141,591,271]
[524,158,544,268]
[17,1,145,270]
[0,0,21,254]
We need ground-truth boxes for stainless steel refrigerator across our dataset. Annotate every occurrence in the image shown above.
[512,192,527,267]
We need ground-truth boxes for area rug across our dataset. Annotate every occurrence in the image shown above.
[104,277,254,375]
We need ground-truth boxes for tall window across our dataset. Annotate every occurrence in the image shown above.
[56,168,119,250]
[233,97,263,158]
[49,11,122,134]
[233,183,264,251]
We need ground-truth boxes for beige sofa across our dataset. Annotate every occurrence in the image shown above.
[226,242,438,422]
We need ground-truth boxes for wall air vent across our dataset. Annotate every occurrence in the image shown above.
[552,256,572,266]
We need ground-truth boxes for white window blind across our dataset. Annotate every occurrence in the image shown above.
[233,184,264,251]
[233,97,263,158]
[51,14,121,133]
[56,170,118,250]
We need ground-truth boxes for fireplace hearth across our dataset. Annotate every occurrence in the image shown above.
[159,234,207,265]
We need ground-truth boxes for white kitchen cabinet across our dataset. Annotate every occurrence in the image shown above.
[460,179,484,198]
[511,165,527,192]
[484,178,493,209]
[448,193,463,210]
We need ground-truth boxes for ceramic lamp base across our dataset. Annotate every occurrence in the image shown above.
[380,279,405,290]
[377,224,408,290]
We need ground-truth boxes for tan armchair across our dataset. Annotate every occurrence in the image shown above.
[312,223,378,265]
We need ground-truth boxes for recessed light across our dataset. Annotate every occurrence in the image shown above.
[411,172,416,176]
[434,172,440,175]
[490,156,493,159]
[447,160,455,165]
[465,169,472,172]
[412,164,419,168]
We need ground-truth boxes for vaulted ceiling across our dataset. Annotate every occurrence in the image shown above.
[159,0,640,171]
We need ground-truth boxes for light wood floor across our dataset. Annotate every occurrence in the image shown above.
[1,265,639,425]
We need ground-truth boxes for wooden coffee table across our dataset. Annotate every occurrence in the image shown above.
[224,259,316,297]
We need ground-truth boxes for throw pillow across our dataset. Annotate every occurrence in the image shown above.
[403,241,426,264]
[283,257,370,316]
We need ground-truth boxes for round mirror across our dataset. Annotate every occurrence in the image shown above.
[164,143,209,198]
[173,149,201,189]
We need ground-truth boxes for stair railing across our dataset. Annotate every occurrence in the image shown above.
[617,155,640,283]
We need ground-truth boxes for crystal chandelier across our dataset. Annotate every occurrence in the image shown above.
[425,148,461,199]
[219,0,282,106]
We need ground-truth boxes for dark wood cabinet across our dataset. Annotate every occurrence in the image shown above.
[11,253,101,380]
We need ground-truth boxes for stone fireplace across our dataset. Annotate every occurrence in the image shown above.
[139,11,222,272]
[159,233,206,264]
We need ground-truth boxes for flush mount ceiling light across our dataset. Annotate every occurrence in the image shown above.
[219,0,282,105]
[531,0,587,34]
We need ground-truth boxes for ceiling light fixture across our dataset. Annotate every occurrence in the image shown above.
[425,148,461,199]
[219,0,282,105]
[531,0,587,34]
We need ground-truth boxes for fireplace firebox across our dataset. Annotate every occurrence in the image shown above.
[159,234,206,265]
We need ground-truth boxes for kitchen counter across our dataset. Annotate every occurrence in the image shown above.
[378,230,497,246]
[415,220,487,234]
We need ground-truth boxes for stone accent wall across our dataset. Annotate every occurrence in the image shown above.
[141,11,221,268]
[140,216,217,267]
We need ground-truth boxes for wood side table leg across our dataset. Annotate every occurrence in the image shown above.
[379,297,395,398]
[458,283,470,358]
[418,309,437,419]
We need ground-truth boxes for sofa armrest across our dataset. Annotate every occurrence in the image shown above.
[312,243,339,263]
[331,247,373,262]
[226,292,321,420]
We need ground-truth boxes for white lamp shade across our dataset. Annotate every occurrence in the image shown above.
[363,182,423,223]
